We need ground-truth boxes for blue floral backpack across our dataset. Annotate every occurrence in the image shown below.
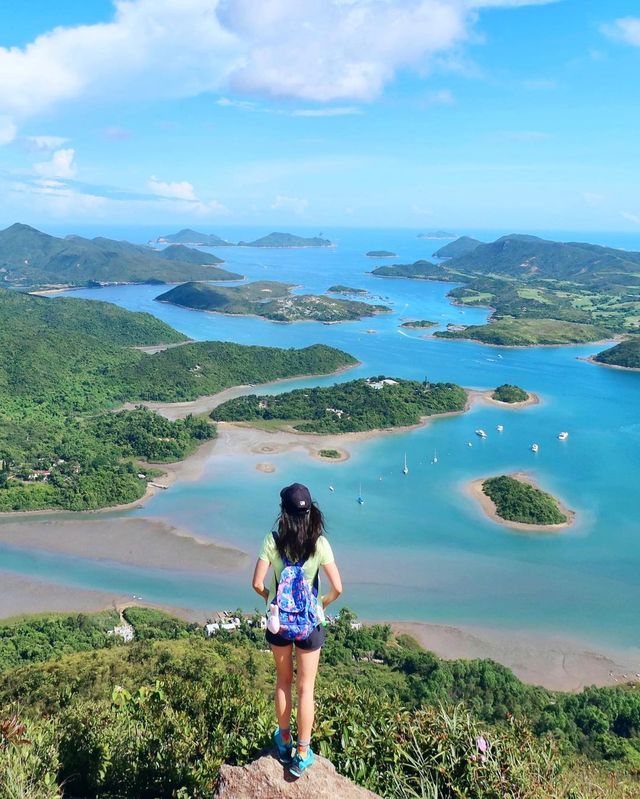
[272,531,319,641]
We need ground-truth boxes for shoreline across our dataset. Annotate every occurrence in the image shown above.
[581,354,640,373]
[465,472,576,533]
[432,333,619,350]
[467,388,540,409]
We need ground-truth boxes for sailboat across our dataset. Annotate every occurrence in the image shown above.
[402,453,409,475]
[431,449,438,464]
[357,482,365,505]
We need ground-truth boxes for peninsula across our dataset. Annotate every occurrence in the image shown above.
[469,474,574,531]
[0,223,242,289]
[592,337,640,370]
[212,376,468,434]
[0,286,356,512]
[372,233,640,345]
[157,280,390,322]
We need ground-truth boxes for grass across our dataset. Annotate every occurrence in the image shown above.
[319,449,341,458]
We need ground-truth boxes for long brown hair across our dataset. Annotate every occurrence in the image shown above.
[275,503,325,563]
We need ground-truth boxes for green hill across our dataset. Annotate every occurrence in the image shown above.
[482,475,567,525]
[435,318,609,346]
[155,229,232,246]
[158,281,390,322]
[0,609,637,798]
[212,377,467,433]
[156,244,226,266]
[366,250,397,257]
[371,259,449,279]
[0,224,242,288]
[238,231,333,247]
[0,288,356,510]
[593,337,640,369]
[433,235,483,258]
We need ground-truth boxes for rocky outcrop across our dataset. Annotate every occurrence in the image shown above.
[214,754,382,799]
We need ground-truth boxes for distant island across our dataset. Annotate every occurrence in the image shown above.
[237,232,332,248]
[157,280,390,322]
[366,250,397,257]
[592,337,640,370]
[0,286,355,512]
[433,236,482,259]
[417,230,456,240]
[0,223,242,289]
[327,285,369,296]
[470,474,574,530]
[491,384,530,403]
[373,233,640,346]
[153,229,232,246]
[400,320,437,329]
[212,376,468,433]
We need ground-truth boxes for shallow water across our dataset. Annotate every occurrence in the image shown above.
[2,227,639,649]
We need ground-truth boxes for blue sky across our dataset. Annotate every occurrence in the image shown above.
[0,0,639,231]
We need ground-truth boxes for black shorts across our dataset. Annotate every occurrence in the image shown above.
[266,624,326,652]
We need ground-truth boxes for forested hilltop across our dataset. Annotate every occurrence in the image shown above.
[593,337,640,370]
[0,288,356,511]
[372,233,640,345]
[158,280,391,322]
[212,377,467,433]
[1,608,638,798]
[0,223,242,288]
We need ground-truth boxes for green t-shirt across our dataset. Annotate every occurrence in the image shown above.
[258,532,335,606]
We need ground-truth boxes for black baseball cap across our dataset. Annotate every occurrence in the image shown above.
[280,483,312,514]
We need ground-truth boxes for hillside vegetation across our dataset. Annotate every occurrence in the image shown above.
[0,224,242,288]
[594,337,640,369]
[433,235,483,258]
[1,609,638,798]
[0,288,356,510]
[492,384,530,403]
[212,377,467,433]
[482,475,568,525]
[436,317,610,346]
[237,231,332,247]
[158,280,390,322]
[154,229,232,246]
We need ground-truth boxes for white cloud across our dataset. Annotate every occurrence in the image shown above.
[271,195,309,215]
[33,147,77,178]
[23,134,69,151]
[292,107,361,117]
[621,211,640,226]
[10,178,106,216]
[602,17,640,47]
[216,97,259,111]
[148,176,198,202]
[0,115,17,145]
[0,0,558,137]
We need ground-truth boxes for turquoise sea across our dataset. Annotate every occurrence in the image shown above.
[2,226,640,650]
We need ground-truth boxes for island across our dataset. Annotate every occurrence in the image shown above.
[153,229,232,246]
[156,280,391,322]
[592,337,640,370]
[417,230,456,239]
[372,233,640,346]
[433,236,482,259]
[366,250,397,257]
[237,232,332,248]
[469,474,574,531]
[400,320,437,329]
[0,286,356,512]
[491,384,530,403]
[211,376,468,434]
[327,285,369,296]
[0,223,242,289]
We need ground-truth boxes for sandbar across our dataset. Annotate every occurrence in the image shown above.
[386,620,640,692]
[466,472,576,533]
[0,517,248,573]
[468,388,540,409]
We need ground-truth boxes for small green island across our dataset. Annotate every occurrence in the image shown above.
[401,320,437,329]
[212,376,468,434]
[237,232,332,248]
[154,229,232,246]
[157,280,390,322]
[327,285,369,296]
[593,337,640,370]
[366,250,397,257]
[372,259,448,280]
[476,474,570,528]
[432,236,482,258]
[491,384,530,403]
[318,448,342,459]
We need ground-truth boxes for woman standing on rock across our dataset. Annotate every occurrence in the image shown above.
[252,482,343,776]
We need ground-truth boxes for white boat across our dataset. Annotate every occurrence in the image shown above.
[496,424,504,432]
[402,453,409,475]
[329,485,335,492]
[531,443,539,453]
[357,482,365,505]
[558,432,569,441]
[431,449,438,464]
[467,441,473,447]
[475,429,487,439]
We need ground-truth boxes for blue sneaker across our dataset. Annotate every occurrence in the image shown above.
[289,747,315,777]
[273,728,293,763]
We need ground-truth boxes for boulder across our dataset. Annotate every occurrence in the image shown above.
[214,753,382,799]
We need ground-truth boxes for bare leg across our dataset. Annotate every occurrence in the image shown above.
[295,647,321,745]
[272,644,294,730]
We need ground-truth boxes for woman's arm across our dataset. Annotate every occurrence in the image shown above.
[252,558,270,602]
[320,561,343,608]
